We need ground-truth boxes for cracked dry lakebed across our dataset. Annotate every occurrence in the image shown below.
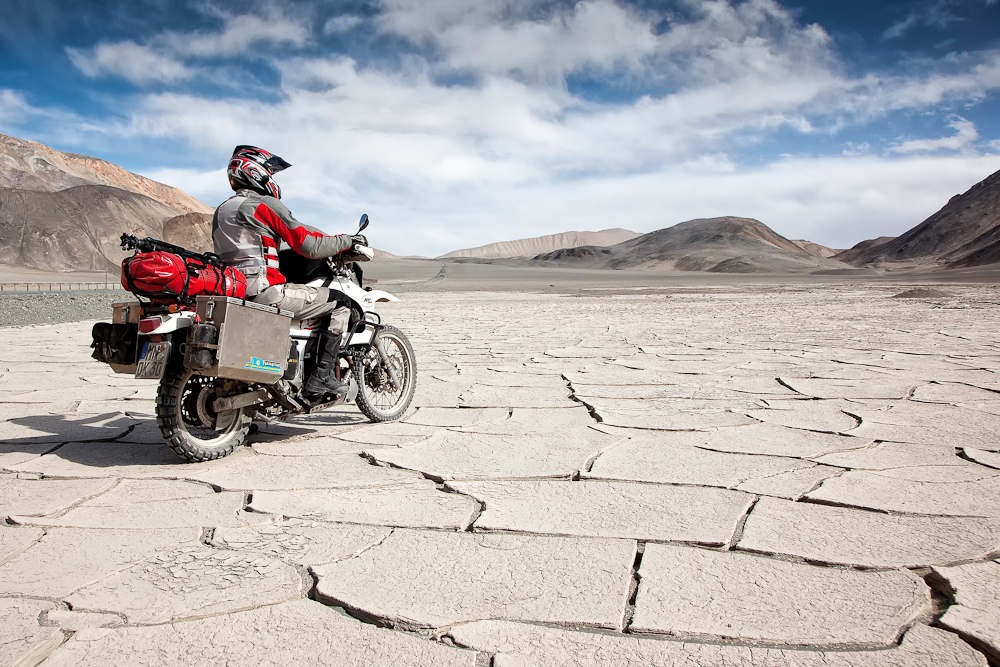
[2,282,1000,666]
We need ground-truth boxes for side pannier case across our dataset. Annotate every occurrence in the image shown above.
[186,296,293,384]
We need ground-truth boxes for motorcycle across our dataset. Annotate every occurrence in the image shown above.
[92,214,417,462]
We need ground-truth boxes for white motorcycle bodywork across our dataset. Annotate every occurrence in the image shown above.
[284,274,399,387]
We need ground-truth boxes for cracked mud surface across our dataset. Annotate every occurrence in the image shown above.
[1,284,1000,665]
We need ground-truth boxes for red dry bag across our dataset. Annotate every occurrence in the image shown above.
[121,251,247,304]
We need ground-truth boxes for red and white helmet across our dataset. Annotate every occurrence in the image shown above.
[227,145,291,199]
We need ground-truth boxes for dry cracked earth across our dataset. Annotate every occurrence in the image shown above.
[1,283,999,666]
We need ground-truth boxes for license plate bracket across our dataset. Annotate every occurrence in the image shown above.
[135,341,171,380]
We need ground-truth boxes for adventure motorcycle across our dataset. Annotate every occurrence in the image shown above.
[92,215,417,462]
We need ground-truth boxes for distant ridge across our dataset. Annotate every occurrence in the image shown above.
[838,168,1000,269]
[438,228,640,259]
[833,236,896,265]
[534,217,854,274]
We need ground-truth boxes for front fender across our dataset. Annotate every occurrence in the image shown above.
[339,279,399,310]
[362,289,399,306]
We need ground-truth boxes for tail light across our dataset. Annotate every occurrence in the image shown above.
[138,316,164,334]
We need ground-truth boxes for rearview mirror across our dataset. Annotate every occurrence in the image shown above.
[358,214,369,233]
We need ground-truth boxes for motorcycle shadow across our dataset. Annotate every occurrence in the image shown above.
[3,409,375,469]
[3,412,183,469]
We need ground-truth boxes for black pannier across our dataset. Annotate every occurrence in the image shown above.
[91,322,139,368]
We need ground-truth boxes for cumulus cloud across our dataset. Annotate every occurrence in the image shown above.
[67,41,193,84]
[67,10,309,84]
[891,117,980,153]
[381,0,658,78]
[161,12,309,58]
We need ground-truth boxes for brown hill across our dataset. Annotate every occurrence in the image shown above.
[0,185,205,272]
[840,169,1000,268]
[438,228,640,259]
[0,133,216,272]
[0,134,212,214]
[789,239,841,258]
[162,213,213,254]
[534,217,853,274]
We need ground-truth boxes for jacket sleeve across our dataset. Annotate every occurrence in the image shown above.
[251,196,352,258]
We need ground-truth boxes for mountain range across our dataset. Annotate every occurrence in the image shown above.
[0,134,213,272]
[1,133,998,276]
[532,217,854,273]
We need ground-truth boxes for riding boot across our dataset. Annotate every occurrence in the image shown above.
[304,331,348,399]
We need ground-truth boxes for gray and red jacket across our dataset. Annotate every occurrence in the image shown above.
[213,190,351,296]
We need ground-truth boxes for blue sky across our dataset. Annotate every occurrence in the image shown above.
[2,0,999,256]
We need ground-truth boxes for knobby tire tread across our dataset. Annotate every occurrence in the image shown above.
[155,365,249,462]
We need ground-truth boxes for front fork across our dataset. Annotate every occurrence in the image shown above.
[350,316,400,391]
[372,337,401,391]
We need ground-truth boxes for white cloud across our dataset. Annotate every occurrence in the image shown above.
[0,89,33,125]
[139,167,228,206]
[162,12,309,58]
[842,142,872,156]
[67,41,193,84]
[853,50,1000,115]
[324,15,364,34]
[437,0,657,77]
[891,117,980,153]
[378,0,833,87]
[67,11,309,84]
[882,0,963,40]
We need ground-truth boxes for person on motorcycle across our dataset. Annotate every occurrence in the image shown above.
[213,145,363,400]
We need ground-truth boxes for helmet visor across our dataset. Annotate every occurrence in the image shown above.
[231,145,291,175]
[262,154,291,175]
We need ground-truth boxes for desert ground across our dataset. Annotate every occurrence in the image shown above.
[1,260,999,666]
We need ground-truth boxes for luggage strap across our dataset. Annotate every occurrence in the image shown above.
[120,234,224,267]
[120,234,226,306]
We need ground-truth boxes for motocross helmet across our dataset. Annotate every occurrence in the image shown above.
[227,145,291,199]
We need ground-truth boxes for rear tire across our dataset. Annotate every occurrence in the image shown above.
[156,367,250,462]
[352,325,416,422]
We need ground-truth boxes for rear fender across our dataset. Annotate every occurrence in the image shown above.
[138,312,195,335]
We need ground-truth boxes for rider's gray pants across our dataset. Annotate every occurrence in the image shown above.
[254,283,350,334]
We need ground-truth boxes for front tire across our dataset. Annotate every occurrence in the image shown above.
[352,325,416,422]
[156,367,250,462]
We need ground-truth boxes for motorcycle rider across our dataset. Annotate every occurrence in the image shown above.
[213,145,363,399]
